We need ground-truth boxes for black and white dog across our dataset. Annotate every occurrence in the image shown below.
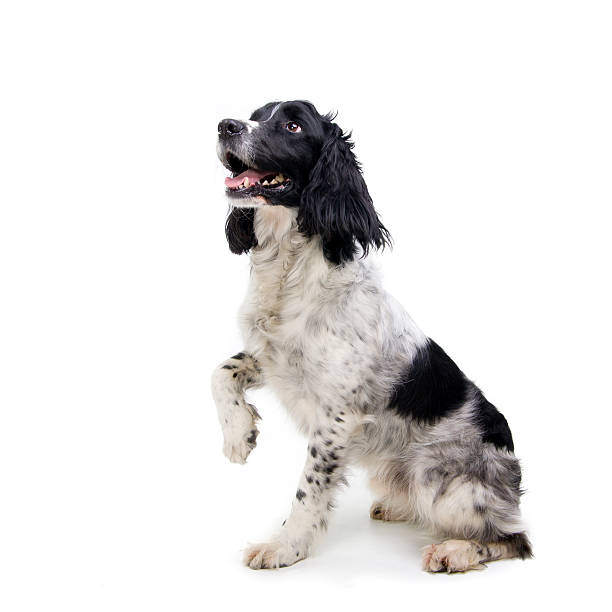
[212,100,532,572]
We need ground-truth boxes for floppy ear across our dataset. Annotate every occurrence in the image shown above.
[298,124,391,265]
[225,207,257,254]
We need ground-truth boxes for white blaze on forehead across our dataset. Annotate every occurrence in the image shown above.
[247,103,283,131]
[246,103,283,131]
[265,103,282,121]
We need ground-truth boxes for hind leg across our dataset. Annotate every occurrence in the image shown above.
[415,449,533,572]
[422,534,532,572]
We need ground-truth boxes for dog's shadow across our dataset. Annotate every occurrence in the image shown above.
[301,483,432,578]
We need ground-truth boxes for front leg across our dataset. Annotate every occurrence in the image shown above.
[211,352,263,464]
[244,409,358,569]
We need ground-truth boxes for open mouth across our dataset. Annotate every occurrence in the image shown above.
[223,152,290,196]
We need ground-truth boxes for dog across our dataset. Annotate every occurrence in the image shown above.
[212,100,532,572]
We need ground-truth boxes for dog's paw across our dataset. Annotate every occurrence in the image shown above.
[370,501,386,520]
[243,540,306,570]
[422,540,486,573]
[370,500,394,521]
[369,500,407,521]
[222,402,259,464]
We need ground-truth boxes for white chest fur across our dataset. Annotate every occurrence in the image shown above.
[238,208,328,430]
[237,206,425,433]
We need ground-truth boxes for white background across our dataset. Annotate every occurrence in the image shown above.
[1,1,611,610]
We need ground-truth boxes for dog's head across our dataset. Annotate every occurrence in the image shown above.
[217,100,390,264]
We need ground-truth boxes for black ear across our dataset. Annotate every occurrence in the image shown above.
[298,123,391,265]
[225,207,257,254]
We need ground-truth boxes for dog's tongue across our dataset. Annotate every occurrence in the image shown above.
[225,168,270,188]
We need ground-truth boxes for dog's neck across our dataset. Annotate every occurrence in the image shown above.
[248,206,327,319]
[253,206,298,246]
[250,206,311,282]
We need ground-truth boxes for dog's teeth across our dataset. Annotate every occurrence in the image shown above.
[270,178,278,185]
[275,174,284,182]
[244,177,250,188]
[262,180,269,185]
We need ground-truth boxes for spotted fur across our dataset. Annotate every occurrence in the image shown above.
[212,101,532,572]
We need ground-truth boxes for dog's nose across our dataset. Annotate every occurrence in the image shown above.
[218,119,246,137]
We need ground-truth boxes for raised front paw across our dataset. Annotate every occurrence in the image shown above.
[222,402,259,464]
[243,540,306,570]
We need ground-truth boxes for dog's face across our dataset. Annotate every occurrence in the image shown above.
[217,100,390,265]
[218,101,330,208]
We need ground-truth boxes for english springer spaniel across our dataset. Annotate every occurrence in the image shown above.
[212,100,532,572]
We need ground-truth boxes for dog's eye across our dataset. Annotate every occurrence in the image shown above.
[285,121,302,133]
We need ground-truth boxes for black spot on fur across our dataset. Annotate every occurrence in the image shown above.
[232,372,238,378]
[306,475,313,483]
[472,389,515,451]
[246,430,258,445]
[388,338,469,423]
[432,472,455,503]
[221,364,237,370]
[296,489,306,501]
[232,352,245,360]
[310,446,317,458]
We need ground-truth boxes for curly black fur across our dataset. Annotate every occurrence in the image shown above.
[225,207,257,255]
[298,124,391,265]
